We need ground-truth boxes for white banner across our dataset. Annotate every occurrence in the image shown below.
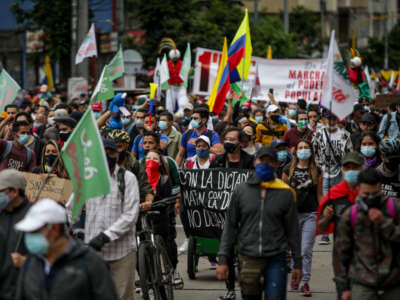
[75,24,98,64]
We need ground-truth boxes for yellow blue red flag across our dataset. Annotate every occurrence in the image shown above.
[228,9,252,83]
[208,38,230,114]
[44,55,54,90]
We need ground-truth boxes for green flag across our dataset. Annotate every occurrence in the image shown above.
[61,109,111,220]
[0,69,21,112]
[179,43,191,88]
[90,65,114,104]
[230,82,247,106]
[108,45,124,81]
[160,54,170,90]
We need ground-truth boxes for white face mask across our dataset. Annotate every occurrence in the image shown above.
[48,117,55,126]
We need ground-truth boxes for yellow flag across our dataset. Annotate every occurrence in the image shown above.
[267,45,272,59]
[150,83,158,99]
[44,55,54,90]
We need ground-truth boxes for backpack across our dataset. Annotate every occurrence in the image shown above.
[350,197,397,229]
[1,141,32,166]
[384,113,400,138]
[117,168,126,202]
[183,129,213,150]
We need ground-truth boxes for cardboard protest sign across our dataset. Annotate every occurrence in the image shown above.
[23,173,73,204]
[179,168,251,239]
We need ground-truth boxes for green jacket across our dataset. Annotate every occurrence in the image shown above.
[334,196,400,290]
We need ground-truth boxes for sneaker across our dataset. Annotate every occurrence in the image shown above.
[217,290,236,300]
[178,238,189,255]
[173,270,184,287]
[301,283,312,297]
[291,281,299,290]
[318,235,330,245]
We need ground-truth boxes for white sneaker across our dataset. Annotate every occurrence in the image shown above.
[173,269,184,288]
[178,238,189,255]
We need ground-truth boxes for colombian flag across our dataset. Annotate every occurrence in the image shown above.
[228,9,252,83]
[43,55,54,90]
[208,38,230,114]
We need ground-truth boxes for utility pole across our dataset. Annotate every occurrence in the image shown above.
[384,0,389,69]
[70,0,78,77]
[77,0,89,79]
[320,0,326,55]
[284,0,289,33]
[254,0,258,25]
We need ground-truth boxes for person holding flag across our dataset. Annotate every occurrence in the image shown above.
[65,109,140,300]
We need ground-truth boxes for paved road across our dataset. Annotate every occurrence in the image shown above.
[138,221,337,300]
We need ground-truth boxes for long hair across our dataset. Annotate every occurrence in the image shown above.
[40,140,69,179]
[146,149,172,183]
[288,139,319,184]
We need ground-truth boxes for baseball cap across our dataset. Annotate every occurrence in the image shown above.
[184,103,194,111]
[103,138,117,151]
[255,146,277,160]
[15,199,66,232]
[267,104,279,114]
[195,135,211,147]
[54,109,77,128]
[359,113,377,124]
[342,151,364,166]
[270,139,288,149]
[0,169,27,191]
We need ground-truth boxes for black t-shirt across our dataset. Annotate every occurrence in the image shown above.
[284,165,319,213]
[378,169,400,198]
[228,161,241,169]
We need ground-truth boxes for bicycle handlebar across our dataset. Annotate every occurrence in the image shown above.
[150,195,179,210]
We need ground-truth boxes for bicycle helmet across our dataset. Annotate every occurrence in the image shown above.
[379,137,400,157]
[107,129,130,145]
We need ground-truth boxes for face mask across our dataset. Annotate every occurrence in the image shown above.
[159,120,168,131]
[59,132,71,142]
[360,146,376,158]
[328,124,338,131]
[364,105,371,112]
[344,170,360,185]
[24,232,49,256]
[184,116,192,121]
[384,161,398,172]
[270,115,280,123]
[298,120,308,129]
[45,154,57,167]
[135,119,144,128]
[297,149,311,160]
[33,122,43,128]
[93,112,101,120]
[146,159,160,171]
[48,117,55,126]
[0,192,11,212]
[196,148,210,158]
[255,116,263,123]
[288,109,297,117]
[255,163,275,181]
[190,119,200,129]
[277,150,288,162]
[224,141,238,153]
[360,194,381,209]
[18,134,29,145]
[122,118,130,125]
[107,155,117,170]
[118,150,128,164]
[133,105,140,110]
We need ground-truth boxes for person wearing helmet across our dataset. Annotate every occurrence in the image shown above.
[377,137,400,198]
[166,48,188,114]
[107,129,154,210]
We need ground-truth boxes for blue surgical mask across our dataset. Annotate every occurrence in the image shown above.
[0,192,11,212]
[93,112,101,119]
[184,116,192,121]
[191,119,200,129]
[288,109,297,117]
[18,134,29,146]
[24,232,49,256]
[133,105,140,110]
[297,149,311,160]
[344,170,360,185]
[360,146,376,158]
[135,119,144,128]
[33,122,43,128]
[159,120,168,131]
[255,116,264,123]
[196,148,209,158]
[122,118,130,125]
[277,150,288,162]
[255,163,275,181]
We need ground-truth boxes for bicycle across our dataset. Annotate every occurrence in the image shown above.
[137,196,178,300]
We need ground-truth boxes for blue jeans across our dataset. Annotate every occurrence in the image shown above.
[241,253,287,300]
[322,173,342,195]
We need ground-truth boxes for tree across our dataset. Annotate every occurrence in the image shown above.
[10,0,71,81]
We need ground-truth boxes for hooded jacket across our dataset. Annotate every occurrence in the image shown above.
[15,239,118,300]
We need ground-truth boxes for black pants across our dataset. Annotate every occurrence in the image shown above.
[226,248,236,290]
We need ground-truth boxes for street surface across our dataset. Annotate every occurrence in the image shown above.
[138,220,337,300]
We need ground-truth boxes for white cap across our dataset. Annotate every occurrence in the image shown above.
[195,135,211,147]
[15,199,66,232]
[169,49,181,59]
[267,104,279,114]
[183,103,194,111]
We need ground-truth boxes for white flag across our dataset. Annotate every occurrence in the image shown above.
[179,43,191,88]
[153,58,161,100]
[389,70,395,88]
[321,31,358,120]
[364,66,375,99]
[160,54,170,90]
[75,24,98,64]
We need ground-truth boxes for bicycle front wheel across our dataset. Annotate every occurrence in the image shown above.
[155,235,174,300]
[138,241,162,300]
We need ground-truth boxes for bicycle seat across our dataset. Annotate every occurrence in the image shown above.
[146,211,160,216]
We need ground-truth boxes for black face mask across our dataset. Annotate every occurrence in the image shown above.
[270,115,280,123]
[59,132,71,142]
[45,154,57,166]
[107,155,117,170]
[224,141,239,153]
[118,151,128,164]
[360,194,381,209]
